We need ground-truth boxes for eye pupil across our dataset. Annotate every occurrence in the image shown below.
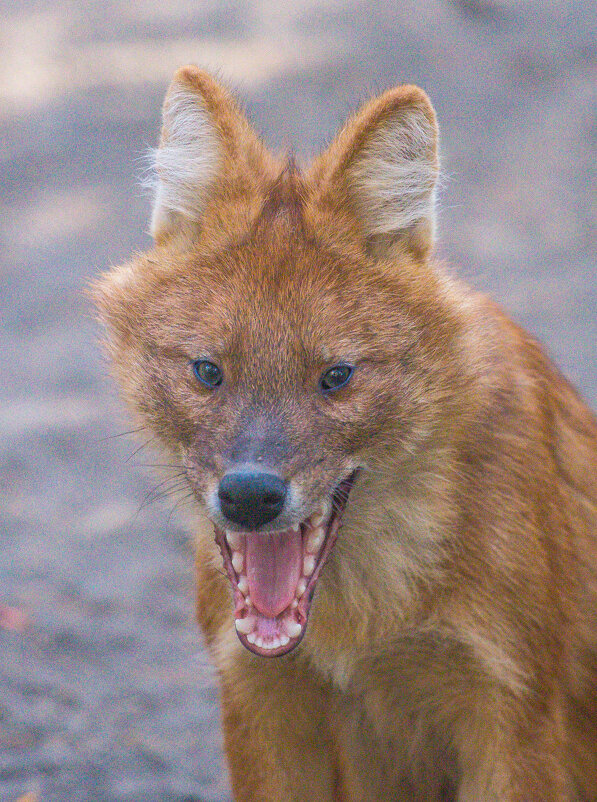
[319,364,353,393]
[193,360,222,388]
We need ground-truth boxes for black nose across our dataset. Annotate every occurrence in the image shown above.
[218,472,287,529]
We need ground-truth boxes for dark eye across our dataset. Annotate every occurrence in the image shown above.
[192,359,223,388]
[319,364,354,393]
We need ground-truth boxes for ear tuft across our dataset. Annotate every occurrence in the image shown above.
[149,67,222,240]
[348,99,438,238]
[309,86,439,259]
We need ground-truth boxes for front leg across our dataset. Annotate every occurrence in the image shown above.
[195,548,350,800]
[220,648,342,802]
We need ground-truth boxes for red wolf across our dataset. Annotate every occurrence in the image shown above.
[94,66,597,801]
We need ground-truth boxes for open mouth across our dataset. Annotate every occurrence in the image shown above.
[213,470,358,657]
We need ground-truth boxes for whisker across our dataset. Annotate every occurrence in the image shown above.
[168,492,197,523]
[331,498,347,515]
[142,483,189,506]
[134,482,191,515]
[144,472,187,494]
[136,463,188,470]
[98,426,147,443]
[332,489,352,505]
[141,483,188,506]
[125,436,158,463]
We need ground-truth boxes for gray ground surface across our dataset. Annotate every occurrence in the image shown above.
[0,1,595,800]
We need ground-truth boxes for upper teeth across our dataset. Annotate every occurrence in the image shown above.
[225,497,338,652]
[303,554,316,575]
[226,531,243,550]
[309,500,331,528]
[305,525,325,553]
[231,551,244,574]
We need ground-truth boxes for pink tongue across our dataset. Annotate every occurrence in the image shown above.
[245,529,302,618]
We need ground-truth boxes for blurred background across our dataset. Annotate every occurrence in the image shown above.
[0,1,595,800]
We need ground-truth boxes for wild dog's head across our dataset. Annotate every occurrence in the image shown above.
[95,67,461,657]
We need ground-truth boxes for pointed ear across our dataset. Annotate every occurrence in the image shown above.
[149,66,269,242]
[308,86,439,260]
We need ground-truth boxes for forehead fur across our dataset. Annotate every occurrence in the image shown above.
[96,69,444,354]
[113,173,432,359]
[96,161,452,380]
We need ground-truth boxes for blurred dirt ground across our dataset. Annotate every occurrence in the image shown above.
[0,1,595,800]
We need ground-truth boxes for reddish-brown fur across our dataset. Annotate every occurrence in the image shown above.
[94,67,597,800]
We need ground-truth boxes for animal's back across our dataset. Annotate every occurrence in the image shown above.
[549,368,597,799]
[463,301,597,799]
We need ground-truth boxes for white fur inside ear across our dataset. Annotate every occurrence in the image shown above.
[149,84,221,238]
[349,107,437,238]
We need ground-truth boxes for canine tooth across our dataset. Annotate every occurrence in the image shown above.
[231,551,244,573]
[255,636,264,648]
[247,632,256,644]
[280,634,290,646]
[296,578,307,598]
[303,555,316,576]
[305,526,324,553]
[235,616,255,635]
[226,531,243,550]
[285,619,302,638]
[238,576,248,594]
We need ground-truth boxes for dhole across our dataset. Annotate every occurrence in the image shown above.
[94,66,597,801]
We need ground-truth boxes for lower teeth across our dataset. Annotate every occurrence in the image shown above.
[235,616,255,635]
[285,619,302,638]
[303,555,316,575]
